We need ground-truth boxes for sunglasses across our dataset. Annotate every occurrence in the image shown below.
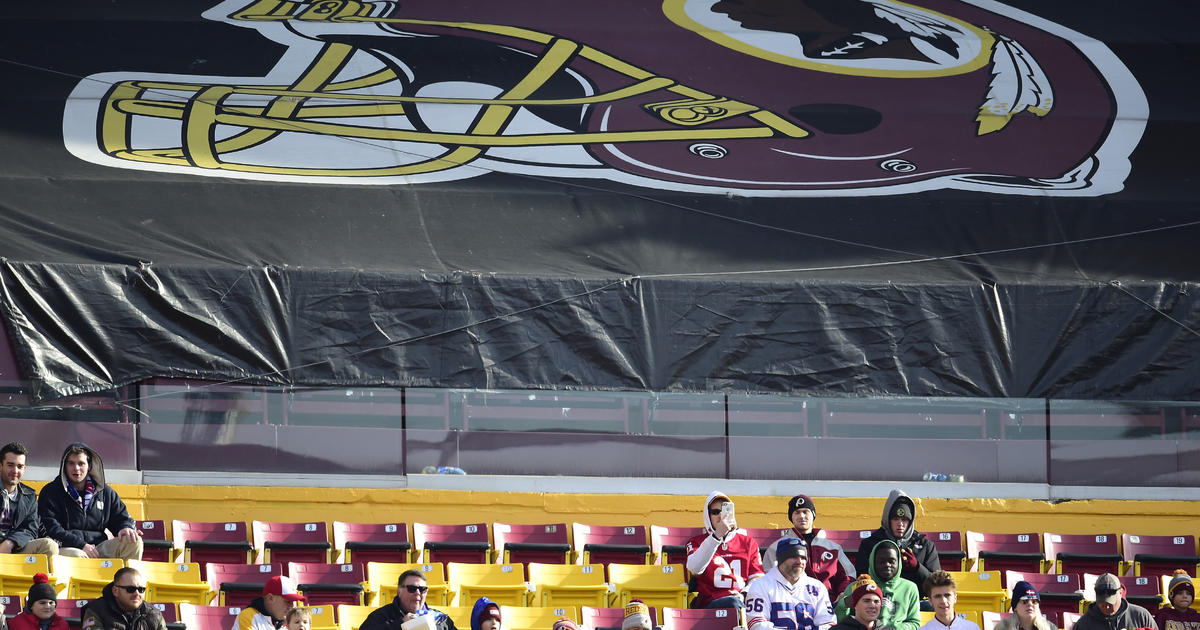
[708,509,723,515]
[118,585,147,594]
[404,585,429,594]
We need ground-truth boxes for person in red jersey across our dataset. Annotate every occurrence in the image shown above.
[686,491,764,608]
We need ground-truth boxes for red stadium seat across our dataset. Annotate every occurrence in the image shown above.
[179,604,243,630]
[1121,534,1200,579]
[148,602,184,630]
[173,520,253,580]
[0,595,22,617]
[821,529,873,568]
[1005,571,1082,625]
[333,521,412,564]
[137,520,175,563]
[289,562,367,609]
[740,527,790,560]
[252,521,332,564]
[413,522,491,564]
[650,525,705,566]
[966,531,1044,583]
[494,522,571,565]
[1062,612,1083,630]
[928,531,967,571]
[571,524,651,578]
[57,599,91,630]
[1042,533,1121,576]
[206,562,284,608]
[661,607,741,630]
[581,606,660,629]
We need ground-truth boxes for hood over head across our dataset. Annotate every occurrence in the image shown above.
[880,489,915,545]
[866,538,903,588]
[471,596,500,630]
[58,442,105,491]
[702,490,731,534]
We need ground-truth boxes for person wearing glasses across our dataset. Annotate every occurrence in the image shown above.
[994,581,1054,630]
[233,576,307,630]
[685,491,764,609]
[79,567,165,630]
[361,569,459,630]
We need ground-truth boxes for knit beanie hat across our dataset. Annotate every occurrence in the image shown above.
[27,573,56,606]
[552,618,579,630]
[849,574,881,612]
[1168,570,1195,602]
[788,495,816,518]
[622,599,652,630]
[1010,581,1039,610]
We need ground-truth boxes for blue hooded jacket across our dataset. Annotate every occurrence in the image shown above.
[471,597,500,630]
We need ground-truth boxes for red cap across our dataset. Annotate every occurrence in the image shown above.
[263,575,307,603]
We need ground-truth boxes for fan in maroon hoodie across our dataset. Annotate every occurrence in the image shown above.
[10,573,68,630]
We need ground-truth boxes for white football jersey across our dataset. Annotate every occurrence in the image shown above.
[745,566,835,630]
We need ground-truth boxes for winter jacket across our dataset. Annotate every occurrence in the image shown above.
[1073,600,1158,630]
[359,597,459,630]
[37,443,135,550]
[233,597,284,630]
[993,613,1057,630]
[831,615,876,630]
[1,482,42,550]
[80,583,166,630]
[9,610,64,630]
[764,528,854,602]
[835,540,920,630]
[854,490,940,596]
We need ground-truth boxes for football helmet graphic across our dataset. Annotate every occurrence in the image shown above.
[63,0,1147,196]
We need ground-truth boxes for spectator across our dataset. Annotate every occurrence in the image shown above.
[919,572,980,630]
[1074,574,1157,630]
[746,538,835,630]
[551,620,578,630]
[9,572,66,630]
[470,598,501,630]
[622,600,652,630]
[685,491,764,609]
[831,576,883,630]
[360,569,458,630]
[763,495,854,603]
[234,576,306,630]
[855,491,939,597]
[994,582,1055,630]
[835,541,919,630]
[0,443,58,556]
[79,567,165,630]
[1156,571,1200,630]
[285,608,311,630]
[37,443,141,560]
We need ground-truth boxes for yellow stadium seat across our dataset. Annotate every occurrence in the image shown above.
[446,562,529,607]
[337,605,376,630]
[53,556,126,600]
[501,606,579,630]
[947,571,1008,615]
[367,562,448,606]
[0,554,54,594]
[606,563,688,611]
[438,606,473,630]
[307,604,337,630]
[528,563,609,609]
[129,560,212,605]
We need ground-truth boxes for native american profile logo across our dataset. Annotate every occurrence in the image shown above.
[63,0,1147,196]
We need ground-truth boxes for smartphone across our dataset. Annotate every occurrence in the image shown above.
[721,502,735,517]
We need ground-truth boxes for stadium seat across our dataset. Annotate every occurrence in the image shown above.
[413,523,491,564]
[572,524,651,578]
[606,563,688,611]
[1042,533,1121,576]
[660,607,741,630]
[446,561,529,606]
[527,562,609,609]
[580,606,659,630]
[494,522,572,565]
[147,602,184,630]
[928,531,967,572]
[334,521,412,564]
[946,571,1008,614]
[336,605,375,630]
[980,611,1010,630]
[741,528,790,559]
[502,606,580,630]
[308,604,338,630]
[966,532,1044,583]
[252,521,333,565]
[1083,574,1163,610]
[0,554,52,594]
[173,520,254,580]
[1121,534,1200,578]
[289,562,367,608]
[0,595,22,618]
[137,520,175,563]
[437,607,475,630]
[1062,611,1083,630]
[53,556,126,599]
[366,562,448,606]
[128,560,212,605]
[58,598,91,630]
[206,562,283,607]
[821,529,873,568]
[1004,571,1081,625]
[649,526,704,566]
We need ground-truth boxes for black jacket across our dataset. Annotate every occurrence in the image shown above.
[854,490,940,596]
[80,583,166,630]
[360,599,458,630]
[831,616,875,630]
[2,482,42,550]
[37,443,134,549]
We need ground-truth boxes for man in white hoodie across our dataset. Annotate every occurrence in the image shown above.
[685,491,764,608]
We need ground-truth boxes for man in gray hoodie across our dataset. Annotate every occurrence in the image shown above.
[854,490,940,597]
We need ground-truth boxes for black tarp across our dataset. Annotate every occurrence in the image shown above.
[0,0,1197,402]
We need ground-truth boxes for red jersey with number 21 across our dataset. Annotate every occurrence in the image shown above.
[686,530,765,606]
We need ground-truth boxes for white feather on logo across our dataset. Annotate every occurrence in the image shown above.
[976,31,1054,135]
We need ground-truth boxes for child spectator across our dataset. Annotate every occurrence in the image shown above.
[10,573,67,630]
[285,607,311,630]
[470,598,501,630]
[1156,571,1200,630]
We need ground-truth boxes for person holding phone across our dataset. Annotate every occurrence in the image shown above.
[686,491,765,608]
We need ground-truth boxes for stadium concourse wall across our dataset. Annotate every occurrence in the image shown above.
[18,479,1200,540]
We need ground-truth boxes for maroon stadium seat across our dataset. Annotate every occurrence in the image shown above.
[581,606,660,629]
[966,531,1044,584]
[494,522,572,565]
[650,525,705,566]
[571,524,651,579]
[413,522,491,564]
[289,562,367,609]
[661,606,741,630]
[206,562,284,608]
[333,521,412,564]
[1121,534,1200,579]
[1042,533,1121,576]
[137,520,175,563]
[173,520,253,580]
[179,604,243,630]
[252,520,332,565]
[928,531,967,571]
